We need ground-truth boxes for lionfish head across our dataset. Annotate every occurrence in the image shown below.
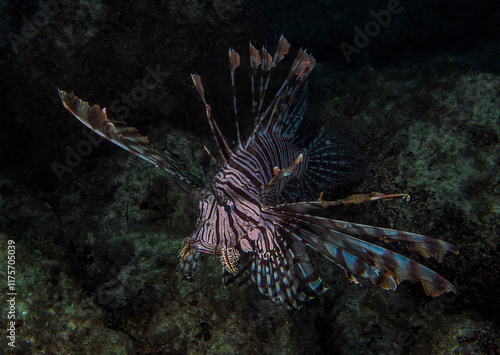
[180,185,245,278]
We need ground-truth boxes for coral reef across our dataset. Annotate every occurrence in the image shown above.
[0,0,498,353]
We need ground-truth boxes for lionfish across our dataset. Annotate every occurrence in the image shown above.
[58,36,457,309]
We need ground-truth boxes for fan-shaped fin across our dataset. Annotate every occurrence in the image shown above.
[282,212,456,297]
[58,90,205,191]
[290,240,327,295]
[179,250,204,279]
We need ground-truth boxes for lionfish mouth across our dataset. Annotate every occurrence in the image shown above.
[58,35,457,310]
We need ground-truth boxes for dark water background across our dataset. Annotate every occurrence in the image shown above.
[0,0,499,353]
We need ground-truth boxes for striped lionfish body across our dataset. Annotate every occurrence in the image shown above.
[58,36,457,309]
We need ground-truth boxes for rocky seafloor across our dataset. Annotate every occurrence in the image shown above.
[1,0,499,354]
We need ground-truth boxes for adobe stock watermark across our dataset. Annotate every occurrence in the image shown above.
[7,0,69,54]
[339,0,403,64]
[51,65,169,182]
[396,279,467,348]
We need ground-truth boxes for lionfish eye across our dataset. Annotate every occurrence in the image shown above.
[224,204,231,213]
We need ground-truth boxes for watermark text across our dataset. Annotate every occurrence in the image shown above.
[340,0,403,63]
[6,240,17,348]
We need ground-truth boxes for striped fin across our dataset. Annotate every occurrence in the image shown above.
[258,48,315,140]
[244,37,316,149]
[244,229,312,310]
[58,90,205,190]
[251,253,267,296]
[222,267,251,287]
[280,85,307,141]
[228,48,243,146]
[309,217,457,262]
[251,249,307,310]
[274,192,412,214]
[222,252,253,287]
[249,46,272,138]
[249,42,261,119]
[249,36,294,142]
[283,129,364,201]
[303,130,361,197]
[256,47,273,119]
[273,192,458,262]
[179,250,204,279]
[299,229,397,291]
[282,212,456,297]
[290,239,327,295]
[191,74,234,162]
[289,48,316,79]
[273,34,291,65]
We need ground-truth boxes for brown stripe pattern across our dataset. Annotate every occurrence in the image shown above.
[58,36,457,310]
